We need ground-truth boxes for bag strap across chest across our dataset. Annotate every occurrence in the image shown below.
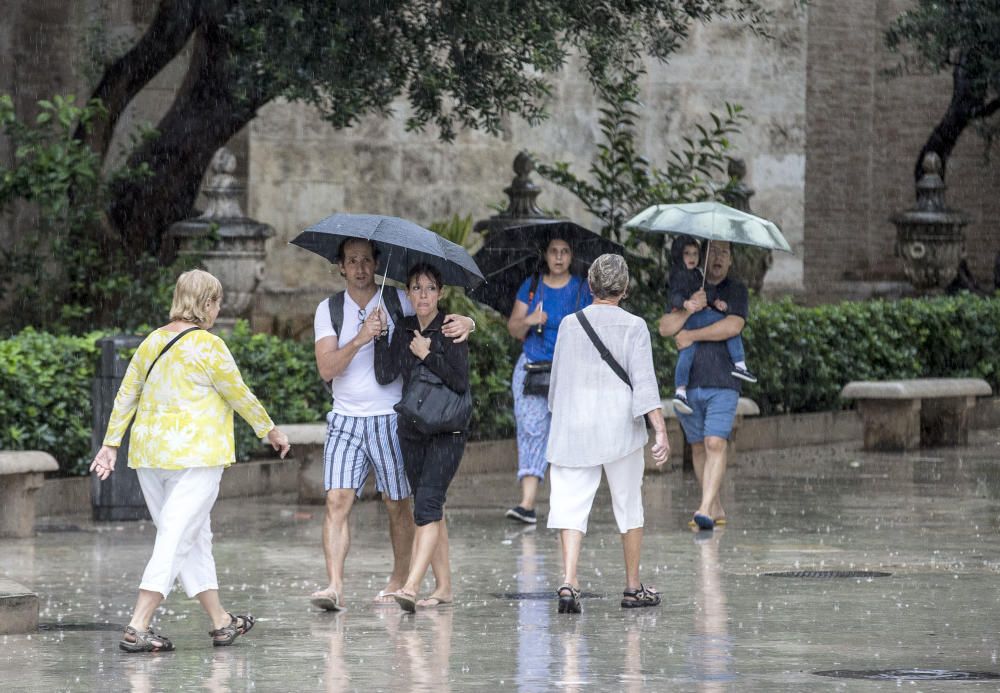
[575,310,631,389]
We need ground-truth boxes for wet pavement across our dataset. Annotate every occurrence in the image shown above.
[3,431,1000,691]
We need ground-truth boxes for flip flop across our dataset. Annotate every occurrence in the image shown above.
[688,517,727,528]
[693,513,715,530]
[310,591,343,612]
[416,596,453,609]
[392,591,417,614]
[373,590,397,606]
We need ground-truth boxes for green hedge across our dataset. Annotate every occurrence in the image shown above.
[2,293,997,475]
[646,292,1000,416]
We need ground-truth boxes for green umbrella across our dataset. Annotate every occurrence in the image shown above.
[624,201,792,253]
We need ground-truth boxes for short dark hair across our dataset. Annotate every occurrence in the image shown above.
[336,238,380,264]
[406,262,443,289]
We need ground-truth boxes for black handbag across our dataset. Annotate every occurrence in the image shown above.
[394,363,472,435]
[522,360,552,397]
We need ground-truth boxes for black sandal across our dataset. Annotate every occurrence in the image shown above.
[557,584,582,614]
[621,584,661,609]
[209,612,255,647]
[119,625,174,653]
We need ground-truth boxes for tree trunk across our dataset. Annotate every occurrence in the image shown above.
[74,0,202,162]
[914,61,977,183]
[108,23,271,263]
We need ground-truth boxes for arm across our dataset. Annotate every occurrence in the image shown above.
[441,314,476,343]
[675,315,746,350]
[421,334,469,393]
[644,408,670,466]
[659,288,707,337]
[507,299,546,340]
[374,319,406,385]
[315,313,383,381]
[102,350,146,446]
[206,340,276,439]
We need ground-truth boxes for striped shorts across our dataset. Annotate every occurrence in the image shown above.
[323,412,410,500]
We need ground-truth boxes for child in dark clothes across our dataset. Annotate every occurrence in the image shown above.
[668,237,756,414]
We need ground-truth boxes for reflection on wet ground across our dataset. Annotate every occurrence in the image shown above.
[3,431,1000,690]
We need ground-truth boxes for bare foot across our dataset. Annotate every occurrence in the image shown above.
[416,592,453,608]
[310,588,343,611]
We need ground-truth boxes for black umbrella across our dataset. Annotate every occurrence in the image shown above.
[290,213,485,290]
[469,221,622,315]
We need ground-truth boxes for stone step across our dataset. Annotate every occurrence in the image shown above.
[0,578,38,635]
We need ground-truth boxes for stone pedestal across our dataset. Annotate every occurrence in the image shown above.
[857,399,921,451]
[0,579,37,635]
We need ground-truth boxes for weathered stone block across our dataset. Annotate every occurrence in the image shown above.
[0,451,59,538]
[0,579,38,635]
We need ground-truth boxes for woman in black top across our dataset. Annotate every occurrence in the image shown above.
[374,262,470,612]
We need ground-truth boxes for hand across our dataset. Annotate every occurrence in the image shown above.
[690,289,708,311]
[267,427,291,459]
[713,299,728,312]
[674,329,694,350]
[683,299,701,313]
[525,302,547,327]
[409,330,432,360]
[442,314,474,343]
[356,309,383,345]
[90,445,118,481]
[651,429,670,467]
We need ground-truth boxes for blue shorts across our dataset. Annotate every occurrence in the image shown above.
[676,388,739,444]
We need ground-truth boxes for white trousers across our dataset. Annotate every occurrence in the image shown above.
[547,449,645,534]
[137,466,224,599]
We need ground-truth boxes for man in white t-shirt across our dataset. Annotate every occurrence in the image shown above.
[309,238,474,611]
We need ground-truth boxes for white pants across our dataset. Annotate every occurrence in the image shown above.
[137,466,224,599]
[547,449,645,534]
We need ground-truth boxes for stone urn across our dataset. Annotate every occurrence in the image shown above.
[473,151,561,235]
[891,152,968,292]
[723,157,772,293]
[168,147,274,330]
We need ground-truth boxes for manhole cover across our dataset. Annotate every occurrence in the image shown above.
[762,570,891,579]
[815,669,1000,681]
[491,592,603,600]
[38,622,124,632]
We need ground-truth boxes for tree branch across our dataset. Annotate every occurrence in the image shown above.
[74,0,201,161]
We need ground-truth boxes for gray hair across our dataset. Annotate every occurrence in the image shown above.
[587,254,629,299]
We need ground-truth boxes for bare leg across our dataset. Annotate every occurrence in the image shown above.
[620,528,644,591]
[382,496,415,595]
[419,517,452,604]
[695,436,728,520]
[401,520,442,596]
[127,589,164,631]
[559,529,584,587]
[519,475,540,511]
[313,489,355,602]
[196,588,233,631]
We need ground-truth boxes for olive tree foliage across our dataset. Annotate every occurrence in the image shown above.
[78,0,770,262]
[885,0,1000,181]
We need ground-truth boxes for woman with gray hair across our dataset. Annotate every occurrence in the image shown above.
[545,253,670,614]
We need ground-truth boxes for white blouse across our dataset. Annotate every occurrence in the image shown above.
[545,304,662,467]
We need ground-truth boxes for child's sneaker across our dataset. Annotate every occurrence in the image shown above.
[672,392,693,415]
[731,366,757,383]
[505,506,537,524]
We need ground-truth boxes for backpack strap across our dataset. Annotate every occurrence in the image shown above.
[380,286,405,330]
[575,310,631,389]
[328,290,347,336]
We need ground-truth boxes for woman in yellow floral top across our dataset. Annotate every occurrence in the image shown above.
[91,269,290,653]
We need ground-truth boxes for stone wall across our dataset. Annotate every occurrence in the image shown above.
[249,0,808,333]
[804,0,1000,300]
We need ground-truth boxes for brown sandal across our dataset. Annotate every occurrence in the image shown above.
[209,612,255,647]
[119,625,174,653]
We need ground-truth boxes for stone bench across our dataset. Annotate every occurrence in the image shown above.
[0,578,38,634]
[840,378,993,451]
[0,451,59,538]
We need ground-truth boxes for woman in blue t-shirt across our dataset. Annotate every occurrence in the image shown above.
[505,236,593,524]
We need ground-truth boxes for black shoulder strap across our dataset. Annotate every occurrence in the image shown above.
[381,286,405,327]
[145,326,200,382]
[328,290,347,336]
[575,310,631,389]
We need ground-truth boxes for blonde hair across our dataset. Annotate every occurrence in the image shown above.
[169,269,223,326]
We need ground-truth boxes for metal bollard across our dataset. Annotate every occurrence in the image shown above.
[90,335,150,521]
